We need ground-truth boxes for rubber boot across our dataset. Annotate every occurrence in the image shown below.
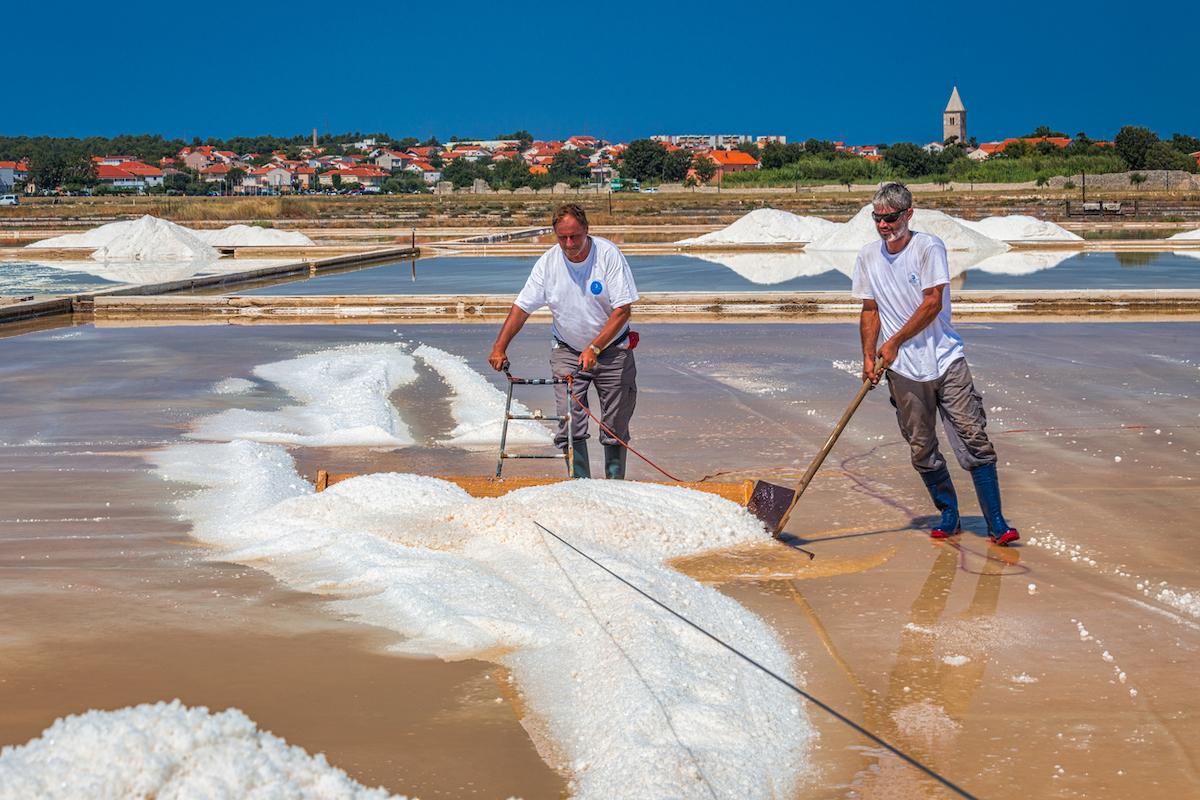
[920,466,961,538]
[570,440,591,479]
[971,462,1019,546]
[603,444,627,480]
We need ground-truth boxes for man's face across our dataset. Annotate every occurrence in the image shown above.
[554,214,589,260]
[872,205,912,244]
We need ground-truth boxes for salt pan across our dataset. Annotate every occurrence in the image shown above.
[957,215,1082,242]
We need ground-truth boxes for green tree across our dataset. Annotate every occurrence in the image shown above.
[883,142,935,177]
[1144,141,1196,172]
[332,173,342,190]
[1129,172,1147,189]
[803,138,839,157]
[735,142,761,160]
[1114,126,1158,170]
[548,149,588,185]
[693,155,717,184]
[620,139,668,182]
[496,130,534,150]
[760,141,805,169]
[1168,133,1200,156]
[661,150,693,182]
[1026,125,1066,138]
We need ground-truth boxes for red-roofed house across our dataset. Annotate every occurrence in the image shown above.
[241,165,294,194]
[200,163,233,183]
[118,161,164,187]
[405,161,442,184]
[95,164,148,191]
[701,149,760,179]
[318,166,388,190]
[0,161,29,190]
[375,150,415,172]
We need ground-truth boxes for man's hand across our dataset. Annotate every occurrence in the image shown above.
[873,339,899,381]
[578,347,598,373]
[862,353,878,385]
[488,349,508,372]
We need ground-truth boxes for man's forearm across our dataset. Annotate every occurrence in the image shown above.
[590,305,631,351]
[492,305,531,353]
[860,309,880,357]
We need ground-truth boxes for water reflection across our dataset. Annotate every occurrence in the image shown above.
[0,259,292,295]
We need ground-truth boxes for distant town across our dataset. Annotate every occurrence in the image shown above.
[2,89,1198,197]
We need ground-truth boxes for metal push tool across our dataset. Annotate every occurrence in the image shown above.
[748,379,874,536]
[496,360,574,478]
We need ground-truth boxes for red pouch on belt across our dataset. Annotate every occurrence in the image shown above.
[627,330,640,349]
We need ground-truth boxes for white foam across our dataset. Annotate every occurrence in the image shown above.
[957,215,1082,242]
[414,344,554,450]
[212,377,256,394]
[807,204,1009,255]
[0,700,401,799]
[190,344,418,447]
[678,208,837,245]
[149,439,811,799]
[195,224,315,247]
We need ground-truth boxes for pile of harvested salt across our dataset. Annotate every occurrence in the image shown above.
[194,224,315,247]
[0,700,401,799]
[26,215,218,263]
[957,215,1082,242]
[677,208,837,245]
[1168,227,1200,240]
[807,204,1008,254]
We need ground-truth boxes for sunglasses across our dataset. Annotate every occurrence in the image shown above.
[871,209,908,223]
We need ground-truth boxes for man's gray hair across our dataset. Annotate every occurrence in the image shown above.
[872,182,912,211]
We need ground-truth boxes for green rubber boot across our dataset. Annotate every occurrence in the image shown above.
[603,444,627,480]
[570,440,591,479]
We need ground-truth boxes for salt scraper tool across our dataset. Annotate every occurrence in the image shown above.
[748,379,874,536]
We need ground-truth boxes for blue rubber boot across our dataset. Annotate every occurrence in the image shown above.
[603,444,627,480]
[971,462,1019,545]
[570,440,591,479]
[920,466,961,538]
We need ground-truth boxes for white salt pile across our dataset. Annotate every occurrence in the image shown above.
[1167,227,1200,240]
[691,251,839,284]
[677,208,837,245]
[189,343,418,447]
[807,204,1008,254]
[957,215,1082,242]
[195,224,315,247]
[151,344,813,797]
[0,700,402,800]
[27,215,218,263]
[413,344,553,449]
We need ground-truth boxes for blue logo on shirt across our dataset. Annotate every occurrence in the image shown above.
[908,272,919,286]
[589,280,603,295]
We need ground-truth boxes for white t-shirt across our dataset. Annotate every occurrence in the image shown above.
[514,236,639,352]
[850,231,964,382]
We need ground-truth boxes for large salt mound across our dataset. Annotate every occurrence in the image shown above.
[27,215,218,262]
[1168,227,1200,240]
[957,215,1082,242]
[808,204,1008,254]
[677,208,837,245]
[195,224,315,247]
[0,700,401,799]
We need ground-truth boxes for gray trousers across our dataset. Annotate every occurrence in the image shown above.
[886,358,997,474]
[550,344,637,447]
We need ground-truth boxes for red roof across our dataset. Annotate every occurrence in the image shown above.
[333,167,387,178]
[96,164,136,179]
[120,161,162,176]
[0,161,27,171]
[706,150,759,167]
[201,164,232,174]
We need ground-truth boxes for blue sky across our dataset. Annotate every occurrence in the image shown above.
[8,1,1192,145]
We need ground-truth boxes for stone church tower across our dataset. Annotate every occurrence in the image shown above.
[943,86,966,145]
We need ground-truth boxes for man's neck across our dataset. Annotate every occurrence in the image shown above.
[884,230,913,255]
[564,236,592,263]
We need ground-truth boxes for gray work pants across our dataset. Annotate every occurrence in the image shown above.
[886,358,997,474]
[550,344,637,448]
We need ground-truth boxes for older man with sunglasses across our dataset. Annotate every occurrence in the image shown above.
[489,203,639,480]
[851,182,1019,545]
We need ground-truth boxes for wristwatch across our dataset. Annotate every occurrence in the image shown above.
[588,344,601,356]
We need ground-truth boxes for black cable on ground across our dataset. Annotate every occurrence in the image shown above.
[532,520,981,800]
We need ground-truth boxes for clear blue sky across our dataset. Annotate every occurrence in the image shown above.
[9,0,1192,145]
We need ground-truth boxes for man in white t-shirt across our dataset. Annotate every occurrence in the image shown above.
[851,183,1019,546]
[489,203,639,479]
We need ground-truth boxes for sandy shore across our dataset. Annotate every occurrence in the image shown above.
[1,321,1197,797]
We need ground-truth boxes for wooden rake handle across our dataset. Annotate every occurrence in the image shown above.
[775,378,875,533]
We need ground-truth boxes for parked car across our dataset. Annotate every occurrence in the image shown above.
[0,194,19,206]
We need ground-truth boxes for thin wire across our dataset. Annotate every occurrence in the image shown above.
[534,527,720,800]
[565,374,687,482]
[532,520,981,800]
